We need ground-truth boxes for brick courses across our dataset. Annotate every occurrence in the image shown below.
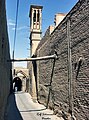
[35,0,89,119]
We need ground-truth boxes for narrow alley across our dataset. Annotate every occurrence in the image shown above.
[0,0,89,120]
[5,92,63,120]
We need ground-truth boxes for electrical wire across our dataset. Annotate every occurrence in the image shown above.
[12,0,20,59]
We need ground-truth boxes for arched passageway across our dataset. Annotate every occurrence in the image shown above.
[13,77,22,92]
[15,70,29,92]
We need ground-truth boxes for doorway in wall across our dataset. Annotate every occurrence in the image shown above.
[13,77,22,92]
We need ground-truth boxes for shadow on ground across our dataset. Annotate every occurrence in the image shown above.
[4,93,23,120]
[20,107,47,113]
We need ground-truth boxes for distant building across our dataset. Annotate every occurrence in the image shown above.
[42,13,66,38]
[13,67,29,92]
[54,13,66,27]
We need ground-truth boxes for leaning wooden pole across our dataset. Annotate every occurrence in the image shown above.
[46,58,56,109]
[67,19,73,118]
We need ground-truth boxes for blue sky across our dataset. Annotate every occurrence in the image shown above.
[6,0,78,68]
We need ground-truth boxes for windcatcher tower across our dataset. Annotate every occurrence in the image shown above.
[29,5,43,101]
[29,5,43,56]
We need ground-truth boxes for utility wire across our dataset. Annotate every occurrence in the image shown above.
[12,0,20,59]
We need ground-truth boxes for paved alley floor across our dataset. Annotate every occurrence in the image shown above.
[5,91,63,120]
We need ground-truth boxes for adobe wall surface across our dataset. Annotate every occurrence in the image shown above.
[0,0,12,120]
[36,0,89,119]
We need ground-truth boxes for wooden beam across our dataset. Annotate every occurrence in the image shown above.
[8,54,58,62]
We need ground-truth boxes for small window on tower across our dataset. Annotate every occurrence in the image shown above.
[37,10,40,22]
[33,10,36,22]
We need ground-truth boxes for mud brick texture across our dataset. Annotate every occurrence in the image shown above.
[0,0,12,120]
[35,0,89,119]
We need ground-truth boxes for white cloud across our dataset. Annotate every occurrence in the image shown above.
[8,22,15,26]
[12,26,28,31]
[7,19,28,31]
[7,19,15,27]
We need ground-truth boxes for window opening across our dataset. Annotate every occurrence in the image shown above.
[33,10,36,22]
[37,10,40,22]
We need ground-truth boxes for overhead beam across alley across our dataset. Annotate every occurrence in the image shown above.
[9,53,58,104]
[8,54,58,62]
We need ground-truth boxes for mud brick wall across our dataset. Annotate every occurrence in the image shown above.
[36,0,89,119]
[28,61,33,94]
[0,0,12,120]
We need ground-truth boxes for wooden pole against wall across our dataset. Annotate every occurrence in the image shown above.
[46,58,56,109]
[67,19,73,118]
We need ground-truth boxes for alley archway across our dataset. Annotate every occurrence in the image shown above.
[13,77,22,92]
